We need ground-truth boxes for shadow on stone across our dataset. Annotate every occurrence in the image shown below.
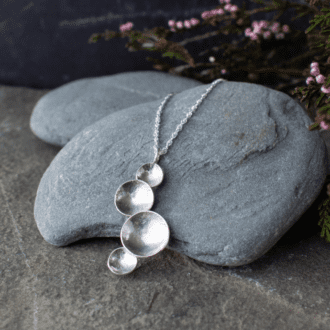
[191,179,329,273]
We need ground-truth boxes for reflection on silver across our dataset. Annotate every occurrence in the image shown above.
[136,163,164,188]
[114,179,154,216]
[107,247,137,275]
[121,211,169,258]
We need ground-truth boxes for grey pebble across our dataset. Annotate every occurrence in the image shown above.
[34,79,329,266]
[30,71,203,146]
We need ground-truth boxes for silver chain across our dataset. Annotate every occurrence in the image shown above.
[152,78,226,165]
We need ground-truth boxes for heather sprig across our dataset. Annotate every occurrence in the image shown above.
[88,0,320,92]
[291,2,330,134]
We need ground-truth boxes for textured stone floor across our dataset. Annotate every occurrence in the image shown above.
[0,84,330,330]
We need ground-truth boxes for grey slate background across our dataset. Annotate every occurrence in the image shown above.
[0,0,315,89]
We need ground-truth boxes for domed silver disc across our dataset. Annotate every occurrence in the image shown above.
[107,247,137,275]
[136,163,164,188]
[114,179,154,216]
[120,211,170,258]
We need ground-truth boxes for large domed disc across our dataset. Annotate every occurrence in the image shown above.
[114,179,154,216]
[120,211,170,258]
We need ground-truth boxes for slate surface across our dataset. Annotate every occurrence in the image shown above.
[1,84,330,329]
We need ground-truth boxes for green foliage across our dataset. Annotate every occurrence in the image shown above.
[308,122,322,131]
[306,15,326,34]
[317,104,330,115]
[316,92,326,106]
[161,51,187,62]
[318,197,330,242]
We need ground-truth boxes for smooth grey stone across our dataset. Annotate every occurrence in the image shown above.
[30,71,203,147]
[34,80,329,267]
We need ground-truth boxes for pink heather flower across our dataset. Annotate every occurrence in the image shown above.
[190,18,200,26]
[253,26,263,34]
[216,8,225,15]
[275,33,285,40]
[316,74,326,84]
[126,22,133,30]
[168,20,175,27]
[229,5,238,12]
[310,67,320,76]
[202,9,224,19]
[221,69,227,74]
[320,121,329,130]
[170,27,176,32]
[244,28,252,37]
[282,25,289,33]
[224,4,232,11]
[184,20,191,28]
[250,32,258,40]
[224,0,231,3]
[259,21,268,29]
[310,62,319,69]
[219,0,225,2]
[119,22,133,32]
[176,21,183,29]
[252,21,260,29]
[263,31,271,39]
[270,22,280,33]
[306,77,315,85]
[201,11,211,19]
[321,85,330,93]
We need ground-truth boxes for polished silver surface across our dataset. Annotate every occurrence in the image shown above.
[107,247,137,275]
[121,211,169,258]
[136,163,163,188]
[114,179,154,216]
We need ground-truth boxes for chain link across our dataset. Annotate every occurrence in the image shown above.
[152,78,226,165]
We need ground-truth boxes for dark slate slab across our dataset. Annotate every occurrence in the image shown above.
[34,80,329,267]
[30,71,203,147]
[0,0,314,89]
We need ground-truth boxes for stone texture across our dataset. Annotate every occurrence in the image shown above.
[2,83,330,329]
[30,71,203,147]
[34,80,329,267]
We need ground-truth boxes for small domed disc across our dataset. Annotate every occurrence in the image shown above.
[114,180,154,216]
[107,247,137,275]
[136,163,163,188]
[120,211,170,258]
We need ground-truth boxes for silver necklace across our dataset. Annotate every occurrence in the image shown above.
[108,78,226,275]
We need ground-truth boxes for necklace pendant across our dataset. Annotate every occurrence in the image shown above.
[108,163,169,275]
[136,162,163,188]
[107,79,225,275]
[114,179,154,216]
